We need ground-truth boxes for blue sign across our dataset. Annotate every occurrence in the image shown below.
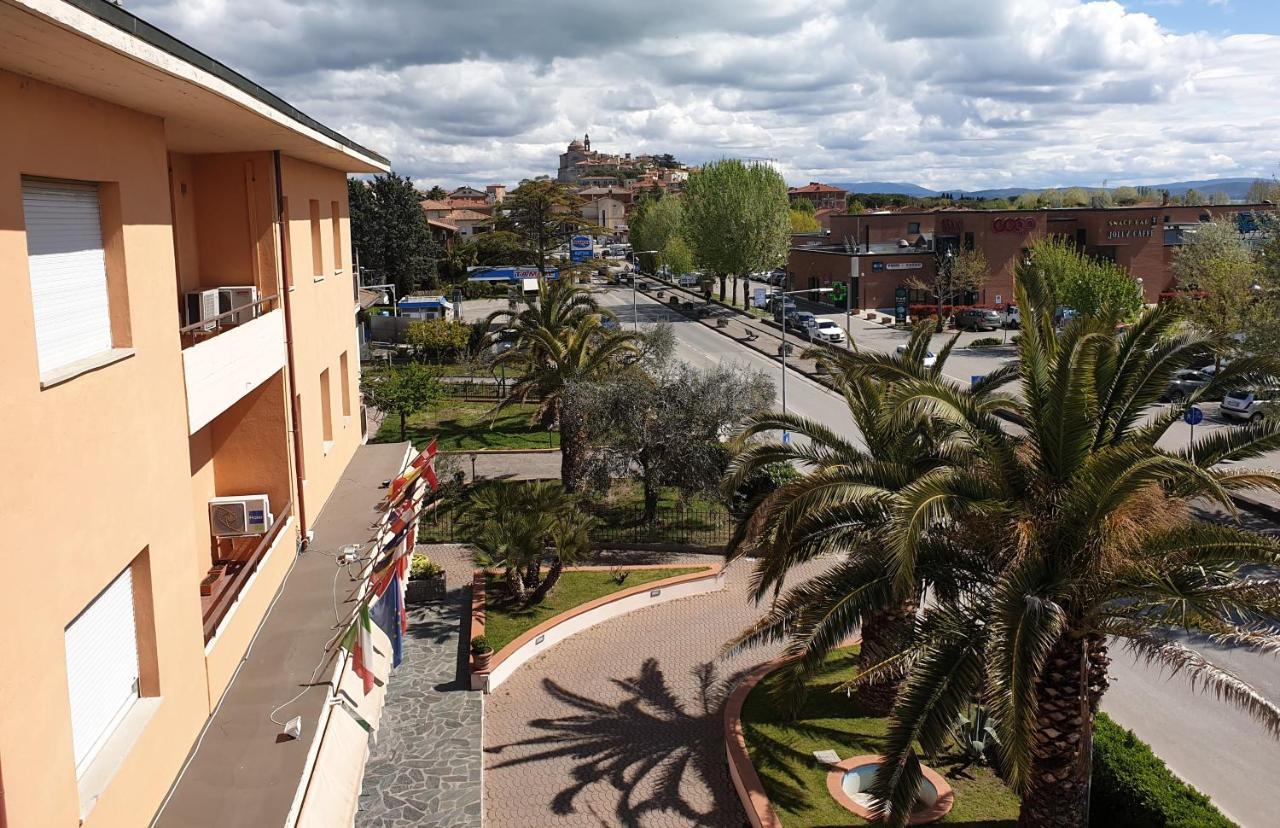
[1183,406,1204,426]
[782,430,791,444]
[971,375,984,388]
[872,261,885,273]
[570,235,593,263]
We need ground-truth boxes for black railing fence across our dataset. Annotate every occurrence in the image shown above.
[418,503,731,549]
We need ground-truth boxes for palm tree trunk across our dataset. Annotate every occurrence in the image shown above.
[1017,633,1110,828]
[560,421,587,492]
[505,566,528,603]
[855,598,917,716]
[527,557,563,605]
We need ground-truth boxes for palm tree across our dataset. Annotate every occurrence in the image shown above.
[722,322,1018,714]
[861,268,1280,827]
[459,480,590,604]
[484,276,605,350]
[494,308,641,491]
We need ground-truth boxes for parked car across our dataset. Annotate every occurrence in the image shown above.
[788,311,818,336]
[1003,305,1021,328]
[812,319,846,344]
[1162,369,1217,403]
[1221,386,1278,424]
[955,308,1002,331]
[897,344,937,368]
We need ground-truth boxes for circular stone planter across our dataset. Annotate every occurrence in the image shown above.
[826,755,954,825]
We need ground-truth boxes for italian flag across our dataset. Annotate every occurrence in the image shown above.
[345,604,375,695]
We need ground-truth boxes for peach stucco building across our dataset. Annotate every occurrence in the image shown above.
[0,1,392,825]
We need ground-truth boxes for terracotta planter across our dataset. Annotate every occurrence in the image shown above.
[472,650,492,672]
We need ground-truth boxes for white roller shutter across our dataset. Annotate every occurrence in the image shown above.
[21,178,113,374]
[64,566,140,775]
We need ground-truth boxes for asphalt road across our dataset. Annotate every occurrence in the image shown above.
[595,285,1280,828]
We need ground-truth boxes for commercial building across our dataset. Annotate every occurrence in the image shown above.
[788,203,1275,312]
[0,1,400,825]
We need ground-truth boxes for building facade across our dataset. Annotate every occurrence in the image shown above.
[790,203,1274,312]
[788,181,848,211]
[0,1,387,825]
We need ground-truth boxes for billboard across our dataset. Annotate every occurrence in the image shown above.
[570,235,593,263]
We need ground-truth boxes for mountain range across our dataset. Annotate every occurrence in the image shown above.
[829,177,1266,200]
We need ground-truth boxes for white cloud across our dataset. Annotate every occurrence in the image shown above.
[129,0,1280,189]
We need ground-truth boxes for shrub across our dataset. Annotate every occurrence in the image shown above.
[969,337,1003,348]
[1090,713,1235,828]
[409,553,442,580]
[470,634,492,655]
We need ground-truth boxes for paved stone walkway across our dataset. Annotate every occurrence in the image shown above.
[483,553,831,828]
[357,544,482,828]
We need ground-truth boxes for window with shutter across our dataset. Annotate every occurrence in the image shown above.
[21,179,113,375]
[64,567,140,776]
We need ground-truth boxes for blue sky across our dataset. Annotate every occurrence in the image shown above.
[1134,0,1280,34]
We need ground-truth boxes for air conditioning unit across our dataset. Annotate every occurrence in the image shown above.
[209,495,272,537]
[219,286,259,325]
[185,289,221,330]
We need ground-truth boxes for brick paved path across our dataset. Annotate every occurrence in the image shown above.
[358,545,482,828]
[483,554,830,828]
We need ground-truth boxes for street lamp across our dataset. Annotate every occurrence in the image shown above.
[630,250,660,332]
[777,286,833,428]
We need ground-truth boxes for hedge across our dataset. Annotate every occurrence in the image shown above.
[1090,713,1235,827]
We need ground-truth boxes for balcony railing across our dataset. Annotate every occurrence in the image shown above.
[201,500,293,643]
[180,294,280,349]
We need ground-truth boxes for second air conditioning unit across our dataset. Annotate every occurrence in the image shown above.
[209,495,272,537]
[218,286,259,325]
[184,289,221,331]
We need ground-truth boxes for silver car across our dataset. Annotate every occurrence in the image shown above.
[1221,387,1277,424]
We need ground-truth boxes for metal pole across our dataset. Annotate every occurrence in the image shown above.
[633,276,638,333]
[845,279,852,349]
[781,310,787,417]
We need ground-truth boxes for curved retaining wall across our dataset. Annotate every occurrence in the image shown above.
[470,564,725,693]
[724,643,860,828]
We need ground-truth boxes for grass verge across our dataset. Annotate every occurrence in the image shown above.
[483,567,704,652]
[374,400,558,451]
[741,647,1020,826]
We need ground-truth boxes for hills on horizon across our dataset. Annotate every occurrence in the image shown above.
[827,177,1267,201]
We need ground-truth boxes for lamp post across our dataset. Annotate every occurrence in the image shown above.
[777,286,834,430]
[631,250,659,332]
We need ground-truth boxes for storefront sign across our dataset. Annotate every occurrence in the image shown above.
[885,262,923,270]
[992,217,1037,232]
[872,261,885,272]
[939,218,964,234]
[570,235,593,262]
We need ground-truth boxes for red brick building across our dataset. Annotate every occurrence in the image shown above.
[792,203,1274,312]
[789,182,848,211]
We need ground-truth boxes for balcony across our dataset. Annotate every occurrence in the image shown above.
[200,501,293,643]
[181,296,285,434]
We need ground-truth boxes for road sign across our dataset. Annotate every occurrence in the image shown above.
[570,235,593,263]
[971,375,984,388]
[782,430,791,444]
[1184,406,1204,426]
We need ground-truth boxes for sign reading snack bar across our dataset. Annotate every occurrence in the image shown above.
[884,262,923,270]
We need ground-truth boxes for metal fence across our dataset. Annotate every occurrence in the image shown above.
[417,503,732,549]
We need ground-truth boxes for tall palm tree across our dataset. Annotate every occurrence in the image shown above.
[494,311,641,490]
[484,276,605,350]
[861,268,1280,827]
[722,322,1019,714]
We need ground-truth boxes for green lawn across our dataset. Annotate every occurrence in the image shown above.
[374,400,559,451]
[483,567,704,652]
[742,647,1020,827]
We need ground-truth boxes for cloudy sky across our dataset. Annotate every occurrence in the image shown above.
[132,0,1280,191]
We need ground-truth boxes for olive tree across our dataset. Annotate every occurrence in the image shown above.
[565,358,774,520]
[1174,219,1264,360]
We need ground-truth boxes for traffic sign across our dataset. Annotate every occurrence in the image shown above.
[782,430,791,444]
[1183,406,1204,426]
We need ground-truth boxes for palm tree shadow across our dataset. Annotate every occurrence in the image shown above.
[485,657,749,826]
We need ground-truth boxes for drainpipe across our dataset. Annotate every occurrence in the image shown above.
[274,150,309,546]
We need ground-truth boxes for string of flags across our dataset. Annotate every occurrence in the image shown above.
[341,438,439,694]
